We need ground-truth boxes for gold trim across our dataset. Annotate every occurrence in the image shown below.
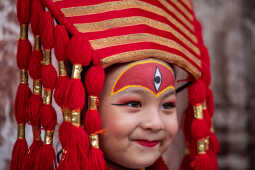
[20,69,28,84]
[42,50,51,65]
[74,16,198,51]
[63,108,71,122]
[88,96,98,111]
[33,80,42,95]
[193,104,203,119]
[62,0,194,32]
[71,64,82,79]
[181,0,193,10]
[17,124,25,139]
[90,33,200,65]
[34,35,41,51]
[59,61,67,76]
[204,137,209,151]
[20,24,28,40]
[202,101,207,110]
[44,130,54,145]
[89,135,99,149]
[71,110,80,127]
[169,0,193,21]
[197,139,206,154]
[43,89,52,105]
[100,49,201,79]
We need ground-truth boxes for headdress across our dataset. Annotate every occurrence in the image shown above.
[11,0,219,170]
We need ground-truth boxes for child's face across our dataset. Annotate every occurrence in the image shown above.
[99,59,178,169]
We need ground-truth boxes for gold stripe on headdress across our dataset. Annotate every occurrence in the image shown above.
[101,49,201,79]
[181,0,193,10]
[74,16,198,52]
[91,33,200,66]
[168,0,193,21]
[62,0,194,32]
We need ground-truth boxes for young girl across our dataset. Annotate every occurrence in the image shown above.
[11,0,219,170]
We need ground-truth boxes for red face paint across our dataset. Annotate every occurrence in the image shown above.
[111,60,175,97]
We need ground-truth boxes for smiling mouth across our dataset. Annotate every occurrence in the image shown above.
[136,140,159,147]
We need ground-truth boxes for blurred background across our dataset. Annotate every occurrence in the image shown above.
[0,0,254,170]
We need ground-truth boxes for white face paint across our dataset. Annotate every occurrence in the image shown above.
[154,66,162,92]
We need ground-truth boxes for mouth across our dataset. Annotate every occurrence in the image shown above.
[136,140,160,147]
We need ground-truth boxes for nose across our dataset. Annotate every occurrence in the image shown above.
[140,107,164,132]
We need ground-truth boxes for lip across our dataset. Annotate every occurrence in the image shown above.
[136,140,159,147]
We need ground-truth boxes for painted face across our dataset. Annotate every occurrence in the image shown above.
[99,59,178,169]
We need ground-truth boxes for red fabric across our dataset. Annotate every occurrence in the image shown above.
[17,39,32,69]
[31,0,44,35]
[16,0,31,24]
[10,139,28,170]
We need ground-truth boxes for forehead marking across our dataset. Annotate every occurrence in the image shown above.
[111,60,175,97]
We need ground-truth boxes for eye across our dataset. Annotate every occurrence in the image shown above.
[126,101,142,108]
[112,101,142,108]
[162,102,176,110]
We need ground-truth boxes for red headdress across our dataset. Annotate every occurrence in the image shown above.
[11,0,219,170]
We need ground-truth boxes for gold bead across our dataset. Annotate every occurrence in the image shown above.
[17,124,25,139]
[72,64,82,79]
[88,96,98,110]
[90,135,99,149]
[20,69,28,84]
[193,104,203,119]
[59,61,67,76]
[43,89,52,105]
[71,110,80,127]
[20,24,28,40]
[63,108,71,122]
[34,35,41,51]
[42,49,51,65]
[33,80,42,95]
[204,137,210,151]
[44,130,54,145]
[197,139,206,154]
[202,101,207,110]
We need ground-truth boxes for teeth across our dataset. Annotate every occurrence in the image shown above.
[154,66,162,92]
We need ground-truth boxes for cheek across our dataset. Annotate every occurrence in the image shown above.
[163,112,179,143]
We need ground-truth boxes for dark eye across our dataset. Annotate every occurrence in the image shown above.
[162,102,176,109]
[126,101,142,108]
[112,101,142,108]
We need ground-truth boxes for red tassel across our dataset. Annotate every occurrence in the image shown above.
[87,148,106,170]
[188,80,206,105]
[54,25,69,61]
[40,12,54,49]
[66,35,92,65]
[10,139,29,170]
[27,94,42,126]
[149,157,168,170]
[191,119,210,140]
[17,39,32,69]
[180,154,193,170]
[31,0,44,35]
[191,153,214,170]
[41,64,57,89]
[40,105,57,130]
[28,51,42,79]
[209,132,220,154]
[208,151,218,170]
[17,0,31,24]
[35,144,57,170]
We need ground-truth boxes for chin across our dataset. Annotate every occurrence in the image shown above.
[117,152,160,169]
